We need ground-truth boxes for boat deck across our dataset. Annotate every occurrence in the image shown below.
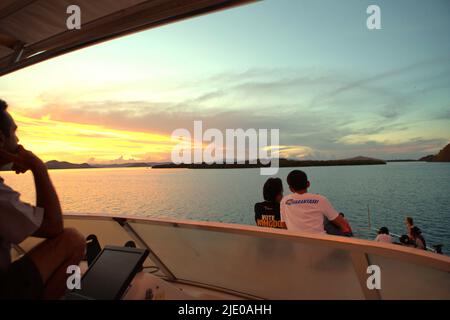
[12,213,450,300]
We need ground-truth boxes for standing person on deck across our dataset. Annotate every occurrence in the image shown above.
[281,170,350,235]
[0,99,85,299]
[254,178,286,229]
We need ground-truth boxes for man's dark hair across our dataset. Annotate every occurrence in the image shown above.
[263,178,283,202]
[339,212,345,217]
[0,99,11,137]
[286,170,308,191]
[379,227,389,235]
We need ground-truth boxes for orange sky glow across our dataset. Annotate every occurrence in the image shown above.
[12,111,176,164]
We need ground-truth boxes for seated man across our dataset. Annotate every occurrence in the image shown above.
[254,178,286,229]
[0,99,85,299]
[281,170,350,235]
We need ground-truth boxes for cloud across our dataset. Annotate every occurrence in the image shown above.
[340,138,448,159]
[9,65,450,162]
[310,56,450,107]
[433,105,450,120]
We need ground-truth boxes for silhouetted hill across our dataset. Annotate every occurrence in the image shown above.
[93,162,152,168]
[419,143,450,162]
[419,155,436,162]
[152,157,386,169]
[45,161,161,169]
[386,159,418,162]
[344,156,382,161]
[45,160,92,169]
[434,143,450,162]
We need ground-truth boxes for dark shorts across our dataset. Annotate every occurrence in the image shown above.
[0,255,44,300]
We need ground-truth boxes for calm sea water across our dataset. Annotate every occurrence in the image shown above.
[2,162,449,254]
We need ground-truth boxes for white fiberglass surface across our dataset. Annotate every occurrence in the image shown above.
[129,221,364,299]
[368,254,450,300]
[62,216,156,267]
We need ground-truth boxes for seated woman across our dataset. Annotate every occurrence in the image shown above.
[254,178,286,229]
[405,216,414,238]
[410,226,427,250]
[375,227,393,243]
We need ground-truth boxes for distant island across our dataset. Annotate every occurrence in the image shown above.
[385,159,419,162]
[152,156,386,169]
[45,160,92,169]
[0,160,157,171]
[44,160,161,170]
[419,143,450,162]
[2,143,448,171]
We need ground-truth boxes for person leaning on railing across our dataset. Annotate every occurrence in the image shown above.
[281,170,351,235]
[0,99,85,300]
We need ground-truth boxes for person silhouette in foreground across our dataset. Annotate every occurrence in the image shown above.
[281,170,351,235]
[0,99,85,299]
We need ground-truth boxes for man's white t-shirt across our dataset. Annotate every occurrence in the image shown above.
[280,192,339,234]
[0,177,44,271]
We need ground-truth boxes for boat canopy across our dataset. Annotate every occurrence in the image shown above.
[0,0,255,77]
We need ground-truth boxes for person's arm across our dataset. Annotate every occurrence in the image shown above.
[330,215,351,233]
[321,197,351,233]
[10,146,63,238]
[31,162,63,238]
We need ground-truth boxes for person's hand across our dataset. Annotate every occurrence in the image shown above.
[0,145,45,174]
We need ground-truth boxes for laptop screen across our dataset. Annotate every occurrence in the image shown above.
[72,246,148,300]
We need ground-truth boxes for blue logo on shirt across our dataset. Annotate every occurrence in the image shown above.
[285,199,319,205]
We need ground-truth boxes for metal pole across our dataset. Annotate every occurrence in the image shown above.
[113,218,176,281]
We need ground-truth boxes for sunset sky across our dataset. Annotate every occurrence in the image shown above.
[1,0,449,163]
